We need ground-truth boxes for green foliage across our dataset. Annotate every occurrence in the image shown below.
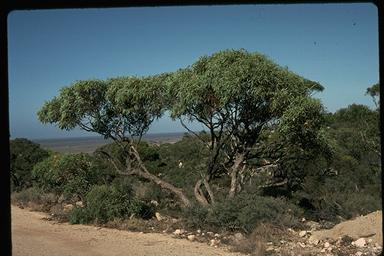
[10,138,49,191]
[68,207,92,224]
[71,184,154,224]
[166,49,327,203]
[137,142,160,161]
[38,75,167,140]
[35,50,380,228]
[157,135,208,189]
[38,80,108,130]
[167,49,323,120]
[183,194,302,233]
[32,153,107,199]
[182,203,210,228]
[291,102,381,221]
[366,83,380,109]
[293,174,382,221]
[329,104,379,161]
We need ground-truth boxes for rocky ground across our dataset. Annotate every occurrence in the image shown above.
[146,211,383,256]
[12,205,242,256]
[14,201,383,256]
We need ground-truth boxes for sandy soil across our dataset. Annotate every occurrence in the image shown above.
[310,210,383,246]
[11,206,241,256]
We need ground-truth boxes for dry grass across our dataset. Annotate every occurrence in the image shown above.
[231,237,266,256]
[251,223,289,243]
[104,216,181,234]
[229,223,291,256]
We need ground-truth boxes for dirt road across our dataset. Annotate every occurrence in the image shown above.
[11,206,241,256]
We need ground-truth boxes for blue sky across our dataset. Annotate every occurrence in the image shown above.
[8,3,379,139]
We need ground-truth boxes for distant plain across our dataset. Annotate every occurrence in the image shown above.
[33,132,185,154]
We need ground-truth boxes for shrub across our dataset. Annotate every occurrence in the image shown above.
[32,153,106,200]
[11,187,44,205]
[137,142,160,162]
[183,194,302,233]
[11,187,57,210]
[68,207,92,224]
[10,138,49,191]
[70,184,154,224]
[209,194,302,233]
[182,203,209,228]
[293,165,382,222]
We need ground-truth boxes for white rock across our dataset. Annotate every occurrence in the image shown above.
[209,239,219,247]
[287,228,295,233]
[75,201,84,207]
[196,229,201,234]
[155,212,163,221]
[266,246,274,252]
[234,232,244,240]
[308,238,319,245]
[63,204,74,212]
[299,231,307,237]
[301,217,306,222]
[298,242,306,248]
[207,231,214,236]
[187,235,196,241]
[320,248,326,253]
[354,238,366,248]
[367,238,373,243]
[214,233,220,238]
[324,242,330,248]
[173,229,185,235]
[356,252,363,256]
[150,200,159,207]
[306,221,321,231]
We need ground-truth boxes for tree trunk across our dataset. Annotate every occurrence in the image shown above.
[131,168,192,208]
[228,153,245,198]
[194,179,210,206]
[129,145,192,208]
[203,176,215,204]
[194,176,216,206]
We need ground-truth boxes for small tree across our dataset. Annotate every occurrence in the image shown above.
[10,138,49,191]
[38,76,192,207]
[366,83,380,110]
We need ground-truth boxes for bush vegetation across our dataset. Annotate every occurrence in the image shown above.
[32,153,110,200]
[69,184,154,224]
[10,50,380,241]
[10,138,49,191]
[183,194,302,233]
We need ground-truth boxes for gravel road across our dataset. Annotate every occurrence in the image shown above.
[11,206,242,256]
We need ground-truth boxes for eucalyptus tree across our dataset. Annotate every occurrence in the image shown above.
[167,49,326,203]
[363,83,380,158]
[38,75,192,207]
[366,83,380,110]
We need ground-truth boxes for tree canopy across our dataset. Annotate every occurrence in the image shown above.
[166,49,328,201]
